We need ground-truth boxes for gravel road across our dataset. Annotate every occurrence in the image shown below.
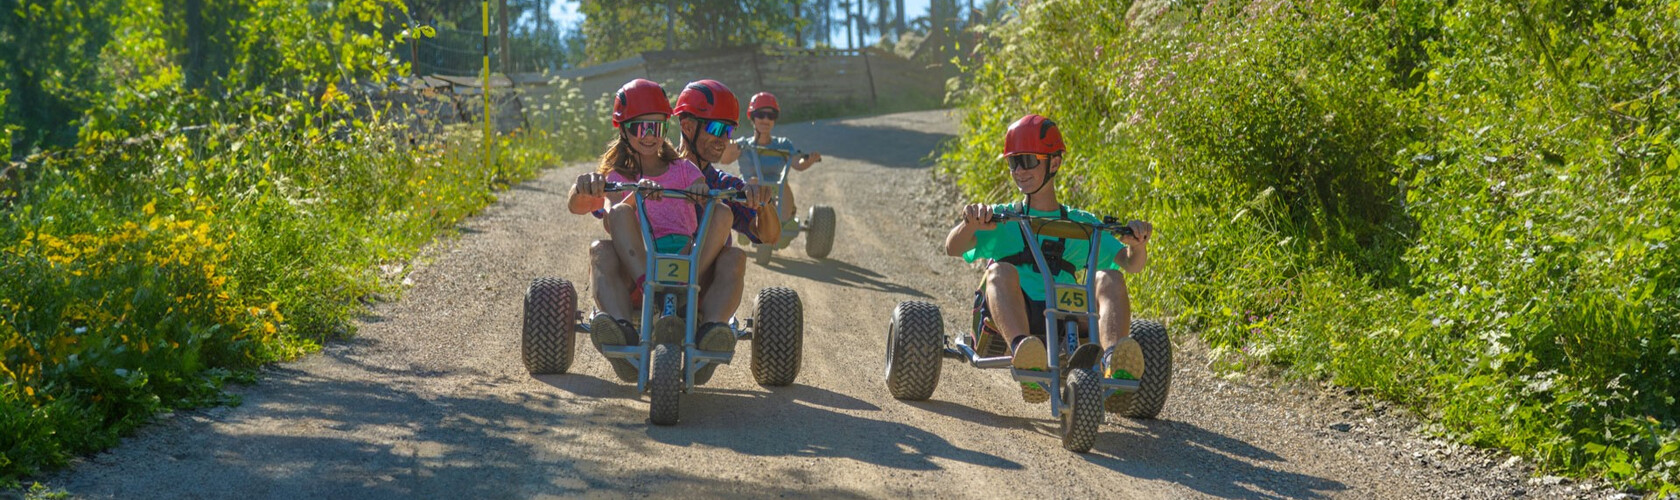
[36,110,1617,499]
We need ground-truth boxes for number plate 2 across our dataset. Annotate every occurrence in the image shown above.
[1053,286,1089,312]
[655,258,690,285]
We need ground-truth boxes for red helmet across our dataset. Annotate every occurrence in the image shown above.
[1000,114,1066,158]
[673,79,740,123]
[611,79,673,128]
[749,92,779,112]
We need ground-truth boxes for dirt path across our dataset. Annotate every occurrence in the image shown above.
[39,110,1596,499]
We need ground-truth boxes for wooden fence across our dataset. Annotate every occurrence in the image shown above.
[408,44,948,130]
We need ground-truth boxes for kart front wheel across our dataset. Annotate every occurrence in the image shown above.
[648,343,683,425]
[885,301,944,400]
[750,287,804,387]
[1062,368,1103,453]
[805,205,836,259]
[522,278,576,375]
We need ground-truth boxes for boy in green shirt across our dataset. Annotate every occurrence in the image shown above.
[942,114,1155,404]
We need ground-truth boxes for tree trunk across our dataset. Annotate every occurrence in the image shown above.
[895,0,905,36]
[498,0,510,73]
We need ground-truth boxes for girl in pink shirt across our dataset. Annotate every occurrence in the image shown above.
[565,79,735,381]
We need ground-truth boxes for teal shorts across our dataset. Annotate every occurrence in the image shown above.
[653,234,693,254]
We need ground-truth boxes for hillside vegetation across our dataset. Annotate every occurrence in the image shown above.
[1,0,608,482]
[942,0,1678,491]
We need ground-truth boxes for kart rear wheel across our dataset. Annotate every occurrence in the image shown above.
[805,205,836,259]
[1107,320,1173,418]
[886,301,944,400]
[750,287,804,387]
[522,278,576,375]
[648,343,683,425]
[1062,368,1103,453]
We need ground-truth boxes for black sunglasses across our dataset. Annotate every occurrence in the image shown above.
[750,109,779,120]
[1006,154,1054,172]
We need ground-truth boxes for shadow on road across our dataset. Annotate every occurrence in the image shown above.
[47,355,884,499]
[758,256,931,298]
[644,384,1024,472]
[906,398,1348,499]
[1088,419,1350,499]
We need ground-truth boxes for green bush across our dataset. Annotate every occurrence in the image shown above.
[944,0,1678,492]
[0,0,609,483]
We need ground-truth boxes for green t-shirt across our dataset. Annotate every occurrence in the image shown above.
[962,203,1126,302]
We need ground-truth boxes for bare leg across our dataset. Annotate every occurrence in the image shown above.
[591,240,635,320]
[695,202,733,276]
[1096,269,1131,350]
[604,202,647,281]
[700,247,747,324]
[985,263,1031,346]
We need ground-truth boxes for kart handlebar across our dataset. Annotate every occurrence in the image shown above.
[603,181,748,202]
[989,211,1135,240]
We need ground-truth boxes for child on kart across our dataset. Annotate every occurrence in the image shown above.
[568,79,734,382]
[719,92,822,229]
[942,114,1155,406]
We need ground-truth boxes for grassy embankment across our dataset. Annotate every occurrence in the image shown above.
[942,0,1677,492]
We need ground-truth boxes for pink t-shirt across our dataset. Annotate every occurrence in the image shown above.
[605,158,703,239]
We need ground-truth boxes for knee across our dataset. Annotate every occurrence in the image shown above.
[590,240,617,263]
[591,239,618,260]
[605,203,637,229]
[708,202,734,231]
[1096,270,1128,301]
[985,262,1019,286]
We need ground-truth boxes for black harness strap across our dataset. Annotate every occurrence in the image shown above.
[996,203,1079,279]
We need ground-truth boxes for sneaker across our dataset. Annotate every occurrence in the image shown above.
[589,313,640,383]
[1103,337,1146,412]
[692,322,737,385]
[1011,336,1050,403]
[651,314,686,345]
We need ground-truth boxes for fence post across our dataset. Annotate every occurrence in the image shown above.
[481,0,492,175]
[860,48,878,108]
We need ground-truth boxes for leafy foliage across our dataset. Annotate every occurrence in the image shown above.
[1,0,606,483]
[943,0,1679,492]
[578,0,802,63]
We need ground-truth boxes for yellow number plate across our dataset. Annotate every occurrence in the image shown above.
[1054,287,1089,312]
[655,258,690,285]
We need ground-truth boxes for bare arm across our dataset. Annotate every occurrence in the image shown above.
[792,152,821,171]
[567,172,609,215]
[944,204,996,256]
[1116,220,1153,273]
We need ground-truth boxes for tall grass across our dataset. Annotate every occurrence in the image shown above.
[943,0,1679,491]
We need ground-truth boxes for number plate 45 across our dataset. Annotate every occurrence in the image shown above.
[1054,286,1089,312]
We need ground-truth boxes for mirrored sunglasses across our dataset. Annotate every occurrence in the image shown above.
[702,119,735,139]
[622,120,665,138]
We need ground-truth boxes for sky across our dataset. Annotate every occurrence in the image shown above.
[548,0,935,50]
